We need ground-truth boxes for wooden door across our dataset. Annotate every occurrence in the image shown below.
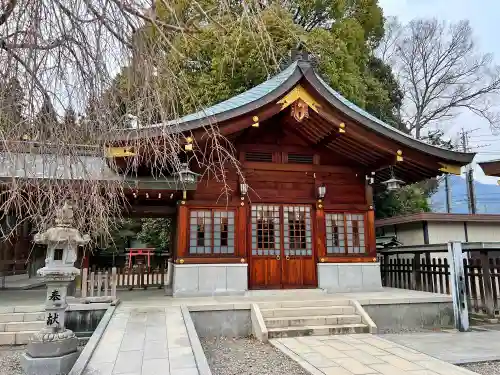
[249,204,317,289]
[249,205,282,289]
[281,205,316,288]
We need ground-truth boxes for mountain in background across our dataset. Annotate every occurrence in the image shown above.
[430,175,500,213]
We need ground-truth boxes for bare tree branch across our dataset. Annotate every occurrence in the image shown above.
[377,18,500,138]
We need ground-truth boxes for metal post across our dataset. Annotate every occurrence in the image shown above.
[448,241,469,331]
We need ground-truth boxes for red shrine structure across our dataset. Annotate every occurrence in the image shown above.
[106,51,474,296]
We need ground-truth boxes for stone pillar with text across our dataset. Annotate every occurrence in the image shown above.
[22,202,90,375]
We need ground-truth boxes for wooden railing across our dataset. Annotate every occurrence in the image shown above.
[379,242,500,317]
[81,267,117,299]
[82,264,167,296]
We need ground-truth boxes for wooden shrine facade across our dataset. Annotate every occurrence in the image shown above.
[108,53,474,294]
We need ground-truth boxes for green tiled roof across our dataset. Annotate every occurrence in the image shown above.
[160,61,298,127]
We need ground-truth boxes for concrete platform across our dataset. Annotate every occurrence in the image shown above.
[116,287,452,307]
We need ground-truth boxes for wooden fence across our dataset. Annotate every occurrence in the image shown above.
[379,243,500,317]
[82,264,167,296]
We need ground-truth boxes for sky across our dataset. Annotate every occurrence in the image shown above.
[379,0,500,184]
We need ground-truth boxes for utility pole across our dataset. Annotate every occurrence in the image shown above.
[444,174,451,213]
[461,128,477,214]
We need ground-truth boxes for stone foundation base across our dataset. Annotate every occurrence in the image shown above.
[21,351,79,375]
[173,263,248,297]
[318,262,383,293]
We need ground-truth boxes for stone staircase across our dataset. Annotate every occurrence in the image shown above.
[258,299,374,339]
[0,306,45,345]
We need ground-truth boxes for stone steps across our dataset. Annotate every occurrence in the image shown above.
[258,299,371,339]
[265,314,362,328]
[0,331,36,345]
[0,321,46,332]
[267,323,369,338]
[0,312,45,323]
[0,307,46,346]
[261,305,356,318]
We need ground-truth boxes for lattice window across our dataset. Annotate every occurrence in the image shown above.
[189,210,235,254]
[346,213,365,254]
[251,205,280,256]
[325,213,345,253]
[325,213,366,254]
[283,206,312,256]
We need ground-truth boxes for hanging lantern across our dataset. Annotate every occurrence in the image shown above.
[382,166,404,191]
[174,163,200,184]
[382,177,405,191]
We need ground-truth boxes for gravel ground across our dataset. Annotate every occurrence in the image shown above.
[0,346,25,375]
[201,336,310,375]
[460,361,500,375]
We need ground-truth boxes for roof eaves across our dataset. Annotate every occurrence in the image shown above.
[299,64,475,165]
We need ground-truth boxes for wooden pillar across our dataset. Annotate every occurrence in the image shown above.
[315,205,326,259]
[236,203,247,259]
[175,204,188,261]
[365,183,376,258]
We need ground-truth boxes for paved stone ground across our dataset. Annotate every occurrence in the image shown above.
[381,331,500,365]
[271,334,479,375]
[83,305,198,375]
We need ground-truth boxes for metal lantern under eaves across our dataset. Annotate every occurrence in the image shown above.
[382,177,405,191]
[174,163,200,184]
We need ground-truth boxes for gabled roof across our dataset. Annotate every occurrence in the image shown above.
[112,56,475,167]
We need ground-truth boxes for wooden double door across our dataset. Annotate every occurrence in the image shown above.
[249,204,317,289]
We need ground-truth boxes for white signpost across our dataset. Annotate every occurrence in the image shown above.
[447,241,469,332]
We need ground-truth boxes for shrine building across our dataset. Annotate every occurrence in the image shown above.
[104,51,475,297]
[0,52,475,295]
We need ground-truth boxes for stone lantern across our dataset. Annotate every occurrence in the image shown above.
[21,202,90,375]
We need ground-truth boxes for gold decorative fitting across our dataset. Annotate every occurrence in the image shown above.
[396,149,403,162]
[240,196,245,200]
[106,146,136,158]
[369,205,373,210]
[291,99,309,122]
[372,258,377,262]
[277,85,320,113]
[339,123,346,133]
[317,199,322,203]
[240,258,245,263]
[180,200,186,205]
[182,190,187,200]
[184,136,193,151]
[439,163,461,175]
[179,259,184,264]
[240,202,245,206]
[318,204,323,209]
[320,258,325,263]
[252,115,259,128]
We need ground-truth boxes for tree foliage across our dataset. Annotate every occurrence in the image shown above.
[137,218,172,250]
[110,0,398,126]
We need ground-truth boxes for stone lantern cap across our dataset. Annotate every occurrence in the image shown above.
[35,201,90,279]
[34,202,90,246]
